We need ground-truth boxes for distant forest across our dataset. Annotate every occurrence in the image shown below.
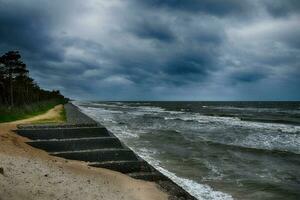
[0,51,66,107]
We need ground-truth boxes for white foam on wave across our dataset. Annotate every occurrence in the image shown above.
[129,106,183,116]
[75,102,300,197]
[241,132,300,154]
[226,117,300,134]
[76,104,140,139]
[90,102,166,113]
[76,102,234,200]
[158,167,233,200]
[110,127,139,138]
[137,106,166,112]
[93,103,131,109]
[202,160,224,181]
[73,102,119,125]
[164,113,300,153]
[214,106,300,115]
[164,112,300,134]
[77,101,300,153]
[164,116,211,124]
[136,148,233,200]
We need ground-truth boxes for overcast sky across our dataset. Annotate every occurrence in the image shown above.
[0,0,299,100]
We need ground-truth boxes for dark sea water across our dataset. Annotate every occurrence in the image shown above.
[75,101,300,200]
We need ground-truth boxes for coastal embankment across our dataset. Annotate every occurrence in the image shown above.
[0,104,169,200]
[15,103,197,199]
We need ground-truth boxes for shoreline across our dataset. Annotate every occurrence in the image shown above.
[0,105,168,200]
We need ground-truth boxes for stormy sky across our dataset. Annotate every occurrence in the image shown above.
[0,0,299,100]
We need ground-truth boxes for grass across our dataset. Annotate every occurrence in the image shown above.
[30,105,67,124]
[0,99,67,123]
[60,106,67,121]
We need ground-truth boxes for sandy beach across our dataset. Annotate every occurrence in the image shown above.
[0,105,168,200]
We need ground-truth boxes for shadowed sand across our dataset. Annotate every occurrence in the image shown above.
[0,105,168,200]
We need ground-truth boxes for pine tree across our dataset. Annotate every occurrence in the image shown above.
[0,51,66,107]
[0,51,28,107]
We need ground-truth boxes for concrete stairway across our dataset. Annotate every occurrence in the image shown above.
[15,103,197,200]
[17,127,110,140]
[16,125,164,181]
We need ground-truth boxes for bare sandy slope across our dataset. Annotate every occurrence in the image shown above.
[0,105,168,200]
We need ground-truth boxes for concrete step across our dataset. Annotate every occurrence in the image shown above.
[16,127,110,140]
[89,160,155,173]
[50,149,138,162]
[158,181,196,200]
[127,171,167,181]
[18,123,99,130]
[27,137,123,152]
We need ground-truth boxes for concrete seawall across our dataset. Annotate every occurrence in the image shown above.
[16,103,197,200]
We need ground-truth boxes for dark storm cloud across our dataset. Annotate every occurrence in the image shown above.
[167,60,206,75]
[128,18,176,42]
[0,0,299,100]
[263,0,300,17]
[0,1,64,63]
[230,70,267,84]
[134,0,251,16]
[165,51,215,78]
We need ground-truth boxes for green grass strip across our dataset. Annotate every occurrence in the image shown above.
[0,99,66,123]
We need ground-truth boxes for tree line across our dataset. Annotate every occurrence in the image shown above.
[0,51,67,107]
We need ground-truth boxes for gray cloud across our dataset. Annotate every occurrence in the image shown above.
[263,0,300,17]
[128,18,176,42]
[0,0,299,100]
[0,5,63,62]
[133,0,252,16]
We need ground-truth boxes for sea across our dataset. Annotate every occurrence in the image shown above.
[74,101,300,200]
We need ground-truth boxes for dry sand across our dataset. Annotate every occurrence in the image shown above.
[0,105,168,200]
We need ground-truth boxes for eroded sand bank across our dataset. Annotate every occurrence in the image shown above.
[0,105,168,200]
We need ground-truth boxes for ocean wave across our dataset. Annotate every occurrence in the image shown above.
[94,103,131,109]
[158,167,233,200]
[80,105,123,115]
[211,106,300,114]
[74,104,121,125]
[164,116,211,124]
[202,160,224,181]
[129,106,183,116]
[137,106,166,112]
[75,101,300,200]
[163,114,300,154]
[199,138,300,155]
[77,102,300,154]
[136,148,233,200]
[163,113,300,134]
[100,121,140,139]
[113,128,139,138]
[240,132,300,154]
